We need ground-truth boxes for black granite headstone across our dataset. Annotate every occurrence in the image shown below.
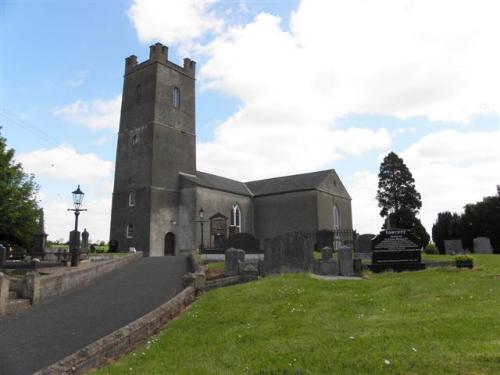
[369,228,425,272]
[224,233,260,253]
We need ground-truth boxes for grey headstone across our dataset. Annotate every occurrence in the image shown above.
[473,237,493,254]
[355,233,375,253]
[225,247,245,276]
[444,239,464,255]
[0,245,5,265]
[338,245,354,276]
[315,260,338,275]
[321,246,333,261]
[263,232,313,274]
[224,233,260,253]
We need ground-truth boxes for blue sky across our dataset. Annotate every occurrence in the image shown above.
[1,0,499,242]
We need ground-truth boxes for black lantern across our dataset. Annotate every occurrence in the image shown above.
[72,185,85,209]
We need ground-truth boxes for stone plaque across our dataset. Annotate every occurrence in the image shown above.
[370,229,424,272]
[444,239,464,255]
[473,237,493,254]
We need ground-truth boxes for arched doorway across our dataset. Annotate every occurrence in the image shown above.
[164,232,175,256]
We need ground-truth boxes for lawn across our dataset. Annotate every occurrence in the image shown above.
[94,255,500,375]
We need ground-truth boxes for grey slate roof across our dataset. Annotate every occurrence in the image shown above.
[180,171,252,196]
[180,169,347,198]
[245,169,334,196]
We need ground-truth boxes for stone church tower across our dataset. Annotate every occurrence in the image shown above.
[110,43,196,256]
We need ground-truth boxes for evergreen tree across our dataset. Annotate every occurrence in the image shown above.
[376,152,422,217]
[376,152,429,245]
[431,211,461,254]
[0,128,40,247]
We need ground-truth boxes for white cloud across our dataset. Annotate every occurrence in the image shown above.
[17,144,113,183]
[53,95,121,131]
[127,0,222,47]
[17,145,114,242]
[402,130,500,233]
[64,70,88,87]
[348,171,382,234]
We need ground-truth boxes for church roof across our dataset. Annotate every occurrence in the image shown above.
[180,171,253,196]
[245,169,337,197]
[180,169,351,199]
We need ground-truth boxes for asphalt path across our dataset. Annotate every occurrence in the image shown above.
[0,256,190,375]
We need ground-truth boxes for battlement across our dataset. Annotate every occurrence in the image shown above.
[124,42,195,77]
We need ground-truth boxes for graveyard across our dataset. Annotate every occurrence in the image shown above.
[93,253,500,375]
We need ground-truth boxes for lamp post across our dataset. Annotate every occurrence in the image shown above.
[199,207,205,251]
[67,185,87,266]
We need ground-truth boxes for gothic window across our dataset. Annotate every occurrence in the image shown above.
[129,191,135,207]
[172,87,180,108]
[333,205,340,230]
[127,223,134,238]
[230,204,241,233]
[130,134,139,146]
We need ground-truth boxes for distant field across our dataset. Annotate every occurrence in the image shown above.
[94,255,500,374]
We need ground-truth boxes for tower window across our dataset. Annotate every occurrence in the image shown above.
[172,87,180,108]
[129,191,136,207]
[230,204,241,233]
[127,223,134,238]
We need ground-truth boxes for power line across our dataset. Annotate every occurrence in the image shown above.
[0,107,61,147]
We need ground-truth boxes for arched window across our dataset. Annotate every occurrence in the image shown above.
[230,204,241,233]
[127,223,134,238]
[333,205,340,230]
[172,87,180,108]
[129,191,136,207]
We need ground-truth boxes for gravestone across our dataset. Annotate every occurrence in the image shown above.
[337,245,354,276]
[444,239,464,255]
[369,228,424,272]
[263,232,313,274]
[225,247,245,276]
[32,208,48,256]
[316,230,334,250]
[224,233,260,253]
[81,229,89,252]
[321,246,333,261]
[473,237,493,254]
[355,233,375,253]
[0,244,6,265]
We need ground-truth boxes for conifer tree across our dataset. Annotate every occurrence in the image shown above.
[376,151,422,218]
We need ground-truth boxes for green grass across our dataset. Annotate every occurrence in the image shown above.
[94,255,500,375]
[205,261,224,270]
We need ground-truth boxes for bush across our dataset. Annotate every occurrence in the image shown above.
[424,242,439,254]
[455,255,474,262]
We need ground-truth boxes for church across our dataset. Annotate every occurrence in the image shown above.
[110,43,352,256]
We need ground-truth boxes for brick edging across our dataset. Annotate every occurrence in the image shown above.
[34,286,196,375]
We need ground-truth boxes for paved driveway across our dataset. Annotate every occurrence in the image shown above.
[0,256,190,375]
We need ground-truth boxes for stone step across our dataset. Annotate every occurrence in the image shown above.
[7,299,31,315]
[9,291,18,300]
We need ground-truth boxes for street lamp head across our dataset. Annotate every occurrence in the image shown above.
[72,185,85,209]
[199,207,204,219]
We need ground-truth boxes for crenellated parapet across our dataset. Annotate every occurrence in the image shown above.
[124,42,195,78]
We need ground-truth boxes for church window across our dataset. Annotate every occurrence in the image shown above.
[130,134,139,146]
[129,191,135,207]
[230,204,241,233]
[172,87,180,108]
[127,223,134,238]
[333,205,340,230]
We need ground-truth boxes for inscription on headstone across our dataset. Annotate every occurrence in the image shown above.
[370,229,424,272]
